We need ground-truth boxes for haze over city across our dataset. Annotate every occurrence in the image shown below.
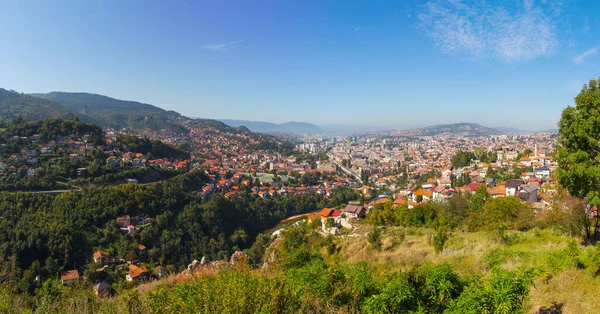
[1,0,598,129]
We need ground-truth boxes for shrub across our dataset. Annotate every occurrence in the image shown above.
[421,264,463,312]
[362,274,418,313]
[432,225,450,254]
[367,227,382,251]
[564,240,583,268]
[446,268,535,314]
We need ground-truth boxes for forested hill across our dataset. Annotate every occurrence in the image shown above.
[0,88,73,121]
[416,123,503,137]
[31,92,187,133]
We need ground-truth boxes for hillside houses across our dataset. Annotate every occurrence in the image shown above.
[126,264,149,282]
[60,270,80,285]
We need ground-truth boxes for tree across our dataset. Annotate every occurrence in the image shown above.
[556,78,600,205]
[483,196,526,230]
[451,151,475,169]
[367,227,382,250]
[556,78,600,242]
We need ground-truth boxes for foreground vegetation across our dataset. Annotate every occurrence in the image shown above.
[4,222,598,313]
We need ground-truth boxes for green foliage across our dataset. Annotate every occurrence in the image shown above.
[564,240,582,268]
[145,269,292,314]
[0,236,538,314]
[420,264,463,312]
[483,196,528,230]
[432,225,450,254]
[116,135,188,160]
[308,216,322,230]
[0,168,327,292]
[451,150,475,169]
[556,77,600,205]
[446,268,535,314]
[328,187,361,207]
[0,117,188,192]
[554,77,600,244]
[32,92,187,133]
[367,227,383,250]
[469,185,488,212]
[363,274,418,313]
[0,88,71,121]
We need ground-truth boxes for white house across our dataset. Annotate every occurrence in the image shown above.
[505,179,523,196]
[535,166,550,178]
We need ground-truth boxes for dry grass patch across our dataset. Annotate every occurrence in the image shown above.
[528,269,600,314]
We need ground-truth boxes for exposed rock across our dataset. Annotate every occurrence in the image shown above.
[209,260,228,269]
[200,256,208,265]
[187,259,200,271]
[261,237,283,271]
[230,251,252,266]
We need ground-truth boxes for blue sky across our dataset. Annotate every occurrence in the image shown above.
[0,0,598,130]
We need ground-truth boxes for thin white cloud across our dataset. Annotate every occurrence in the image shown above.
[417,0,562,62]
[202,40,242,51]
[353,26,361,33]
[572,48,597,64]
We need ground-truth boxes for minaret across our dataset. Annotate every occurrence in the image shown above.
[534,144,537,158]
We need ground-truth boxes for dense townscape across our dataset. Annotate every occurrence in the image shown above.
[0,80,600,313]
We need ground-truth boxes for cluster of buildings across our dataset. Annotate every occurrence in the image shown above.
[60,243,167,297]
[0,130,194,184]
[326,131,553,183]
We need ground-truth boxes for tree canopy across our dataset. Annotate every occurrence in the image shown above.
[556,77,600,205]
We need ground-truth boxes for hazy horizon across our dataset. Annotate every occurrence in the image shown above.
[1,0,597,130]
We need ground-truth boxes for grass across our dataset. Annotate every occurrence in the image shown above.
[337,225,600,313]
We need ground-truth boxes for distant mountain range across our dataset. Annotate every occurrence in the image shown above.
[0,87,557,137]
[412,123,503,137]
[0,88,267,136]
[219,119,325,134]
[493,126,558,133]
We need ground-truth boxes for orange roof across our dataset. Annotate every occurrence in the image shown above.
[393,198,407,205]
[320,208,332,217]
[487,186,506,196]
[93,250,109,259]
[61,270,79,281]
[413,188,425,196]
[306,214,319,221]
[128,265,148,279]
[374,198,389,205]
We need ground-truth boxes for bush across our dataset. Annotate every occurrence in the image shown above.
[367,227,382,251]
[446,268,535,314]
[362,274,418,313]
[432,226,450,254]
[421,264,463,312]
[564,240,583,268]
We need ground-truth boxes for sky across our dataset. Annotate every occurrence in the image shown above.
[0,0,599,130]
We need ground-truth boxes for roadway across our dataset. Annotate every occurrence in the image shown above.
[328,155,362,181]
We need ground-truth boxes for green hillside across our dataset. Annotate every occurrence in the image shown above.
[0,88,72,121]
[32,92,187,133]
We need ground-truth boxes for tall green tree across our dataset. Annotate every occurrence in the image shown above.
[556,78,600,205]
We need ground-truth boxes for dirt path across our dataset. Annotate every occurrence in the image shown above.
[262,210,322,235]
[280,210,320,223]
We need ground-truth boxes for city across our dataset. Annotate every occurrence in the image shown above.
[2,0,600,313]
